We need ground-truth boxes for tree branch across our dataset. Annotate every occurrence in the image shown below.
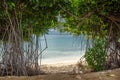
[58,4,78,19]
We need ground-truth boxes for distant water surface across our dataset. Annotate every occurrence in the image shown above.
[40,31,86,64]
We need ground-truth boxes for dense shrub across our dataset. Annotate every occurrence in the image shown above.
[84,39,107,71]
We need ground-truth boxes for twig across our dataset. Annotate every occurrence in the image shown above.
[35,34,48,59]
[58,4,78,19]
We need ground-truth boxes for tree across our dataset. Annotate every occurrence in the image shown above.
[59,0,120,70]
[0,0,64,76]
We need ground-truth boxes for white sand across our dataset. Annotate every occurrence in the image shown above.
[40,55,83,66]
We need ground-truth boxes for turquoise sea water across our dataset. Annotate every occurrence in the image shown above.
[40,31,87,64]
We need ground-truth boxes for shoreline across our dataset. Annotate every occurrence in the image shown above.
[41,61,77,66]
[40,56,86,73]
[40,56,88,74]
[40,55,84,65]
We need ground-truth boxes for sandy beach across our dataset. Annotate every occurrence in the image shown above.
[0,61,120,80]
[41,63,76,73]
[0,57,119,80]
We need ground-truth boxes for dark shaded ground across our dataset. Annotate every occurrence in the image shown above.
[0,68,120,80]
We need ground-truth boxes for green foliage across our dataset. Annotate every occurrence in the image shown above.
[84,38,107,71]
[60,0,120,39]
[0,0,62,41]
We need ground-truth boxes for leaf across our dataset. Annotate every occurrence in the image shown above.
[118,38,120,42]
[11,2,15,7]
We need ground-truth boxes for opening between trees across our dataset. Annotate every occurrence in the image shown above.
[0,0,120,76]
